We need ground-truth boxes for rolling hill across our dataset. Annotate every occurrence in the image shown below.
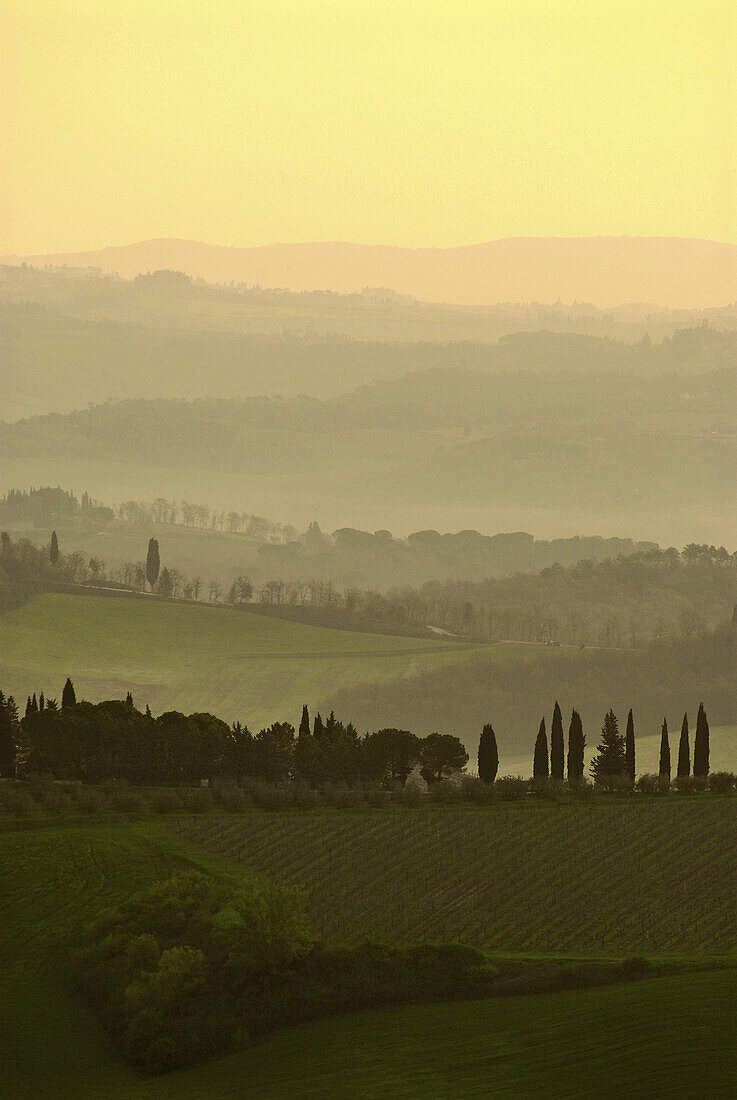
[4,236,737,308]
[3,820,736,1099]
[0,592,496,730]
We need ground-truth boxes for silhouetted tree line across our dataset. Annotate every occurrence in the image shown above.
[0,487,113,528]
[521,700,711,792]
[8,684,469,787]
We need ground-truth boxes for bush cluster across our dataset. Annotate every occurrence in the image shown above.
[72,870,500,1074]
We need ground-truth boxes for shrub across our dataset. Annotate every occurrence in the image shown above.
[429,779,462,804]
[462,777,494,804]
[568,777,595,800]
[293,785,319,810]
[619,956,652,978]
[221,787,248,812]
[367,787,390,808]
[494,776,528,801]
[179,788,214,813]
[674,776,706,795]
[211,778,240,805]
[248,782,293,810]
[531,778,567,801]
[39,786,73,814]
[77,788,108,814]
[74,870,308,1073]
[151,789,183,814]
[397,784,423,806]
[708,772,735,794]
[0,789,36,816]
[636,774,668,795]
[322,783,361,809]
[111,788,145,813]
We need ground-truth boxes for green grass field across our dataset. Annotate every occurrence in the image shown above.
[0,592,498,727]
[3,820,735,1099]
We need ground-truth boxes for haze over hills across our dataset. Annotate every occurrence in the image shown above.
[4,236,737,309]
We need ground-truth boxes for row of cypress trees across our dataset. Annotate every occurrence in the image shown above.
[659,704,710,780]
[23,677,76,718]
[532,702,587,781]
[478,701,711,785]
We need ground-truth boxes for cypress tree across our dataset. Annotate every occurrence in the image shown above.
[658,718,671,780]
[24,696,33,720]
[146,538,160,591]
[693,702,710,778]
[299,705,310,739]
[61,677,76,709]
[39,692,45,711]
[590,710,626,788]
[625,709,636,783]
[533,717,549,779]
[0,692,19,777]
[566,709,585,780]
[550,700,564,779]
[677,713,690,778]
[313,712,324,740]
[478,723,499,784]
[30,693,38,714]
[50,530,59,567]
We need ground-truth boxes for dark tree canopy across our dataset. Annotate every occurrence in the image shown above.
[677,713,690,778]
[0,691,19,777]
[477,723,499,784]
[659,717,671,780]
[299,705,311,739]
[566,709,585,780]
[533,717,549,779]
[550,700,564,780]
[313,712,324,740]
[693,702,710,778]
[61,677,77,709]
[419,732,468,783]
[590,710,627,788]
[146,537,160,591]
[50,530,59,567]
[625,709,636,783]
[362,728,419,784]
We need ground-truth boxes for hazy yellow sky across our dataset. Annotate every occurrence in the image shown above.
[3,0,735,254]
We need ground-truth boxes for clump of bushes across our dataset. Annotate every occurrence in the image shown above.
[72,870,503,1075]
[179,788,214,813]
[493,775,528,800]
[636,774,670,795]
[367,787,391,808]
[110,788,145,813]
[77,787,108,814]
[151,789,183,814]
[428,779,462,804]
[73,870,308,1073]
[674,776,708,795]
[708,772,735,794]
[461,777,494,803]
[322,783,362,809]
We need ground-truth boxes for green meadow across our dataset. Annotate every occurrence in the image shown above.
[0,592,498,728]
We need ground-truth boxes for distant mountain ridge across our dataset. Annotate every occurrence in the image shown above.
[4,236,736,309]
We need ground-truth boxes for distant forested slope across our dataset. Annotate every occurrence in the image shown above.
[2,333,735,544]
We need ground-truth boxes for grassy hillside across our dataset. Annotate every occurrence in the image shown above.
[3,821,736,1099]
[0,592,498,728]
[177,801,737,955]
[324,626,737,748]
